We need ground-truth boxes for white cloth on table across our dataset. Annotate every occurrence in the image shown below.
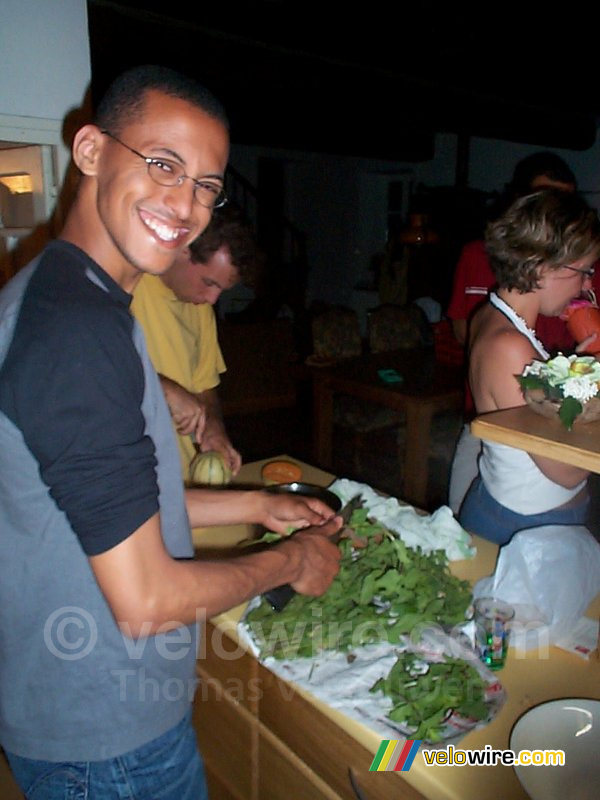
[329,477,475,561]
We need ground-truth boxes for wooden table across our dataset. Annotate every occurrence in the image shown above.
[312,348,464,507]
[194,456,600,800]
[471,405,600,472]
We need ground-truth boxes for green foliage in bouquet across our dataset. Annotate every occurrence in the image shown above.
[517,354,600,430]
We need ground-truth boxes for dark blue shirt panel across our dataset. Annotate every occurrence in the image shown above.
[0,241,159,555]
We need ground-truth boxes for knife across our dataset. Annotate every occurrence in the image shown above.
[262,494,364,612]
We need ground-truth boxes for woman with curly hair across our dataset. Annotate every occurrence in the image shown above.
[459,189,600,545]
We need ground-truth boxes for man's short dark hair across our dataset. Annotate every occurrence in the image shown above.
[94,64,229,135]
[487,151,577,222]
[189,205,262,286]
[510,151,576,195]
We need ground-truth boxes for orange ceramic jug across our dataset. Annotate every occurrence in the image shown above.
[563,299,600,353]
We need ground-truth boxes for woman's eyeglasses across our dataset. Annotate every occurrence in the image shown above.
[562,264,595,279]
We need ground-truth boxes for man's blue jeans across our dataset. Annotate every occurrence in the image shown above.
[4,710,207,799]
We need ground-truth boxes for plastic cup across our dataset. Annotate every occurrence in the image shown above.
[473,597,515,671]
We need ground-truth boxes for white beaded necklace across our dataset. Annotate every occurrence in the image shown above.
[489,292,550,359]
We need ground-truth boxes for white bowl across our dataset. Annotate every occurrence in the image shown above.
[509,698,600,799]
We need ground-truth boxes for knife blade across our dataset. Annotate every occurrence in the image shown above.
[262,494,364,612]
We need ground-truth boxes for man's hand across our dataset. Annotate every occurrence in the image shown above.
[200,430,242,475]
[159,376,207,442]
[276,522,342,597]
[196,387,242,474]
[254,491,342,535]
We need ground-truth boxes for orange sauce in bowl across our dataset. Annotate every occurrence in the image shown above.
[261,460,303,485]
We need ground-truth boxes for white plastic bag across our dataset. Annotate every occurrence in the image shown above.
[473,525,600,651]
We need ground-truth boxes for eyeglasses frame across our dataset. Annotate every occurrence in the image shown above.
[100,130,227,209]
[562,264,596,280]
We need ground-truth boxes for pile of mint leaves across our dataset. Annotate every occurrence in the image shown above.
[245,507,489,741]
[369,652,489,741]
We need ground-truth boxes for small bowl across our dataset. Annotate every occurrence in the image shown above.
[261,459,303,485]
[264,481,342,512]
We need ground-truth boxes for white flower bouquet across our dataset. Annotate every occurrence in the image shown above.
[517,354,600,430]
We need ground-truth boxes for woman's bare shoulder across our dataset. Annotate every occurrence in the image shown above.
[472,320,536,362]
[472,323,537,377]
[477,329,539,405]
[492,326,537,359]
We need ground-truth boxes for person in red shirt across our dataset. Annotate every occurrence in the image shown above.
[446,152,600,513]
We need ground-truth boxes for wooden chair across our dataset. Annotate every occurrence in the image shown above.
[367,302,434,352]
[309,305,402,475]
[309,305,362,362]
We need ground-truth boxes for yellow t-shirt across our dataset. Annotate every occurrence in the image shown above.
[131,274,226,477]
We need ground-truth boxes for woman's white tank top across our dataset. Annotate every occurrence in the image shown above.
[478,294,586,513]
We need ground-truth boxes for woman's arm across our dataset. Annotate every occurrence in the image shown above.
[473,330,589,488]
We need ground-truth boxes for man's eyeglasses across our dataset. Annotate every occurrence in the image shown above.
[562,264,595,279]
[101,130,227,210]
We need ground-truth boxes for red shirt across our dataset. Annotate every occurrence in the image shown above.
[446,240,493,323]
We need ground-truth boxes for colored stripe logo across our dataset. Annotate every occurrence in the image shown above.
[369,739,422,772]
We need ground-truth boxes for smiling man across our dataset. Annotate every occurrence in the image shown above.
[131,206,261,478]
[0,64,341,799]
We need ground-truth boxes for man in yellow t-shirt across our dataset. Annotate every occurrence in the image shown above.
[131,208,260,480]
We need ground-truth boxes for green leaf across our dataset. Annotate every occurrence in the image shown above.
[398,567,420,588]
[358,572,377,604]
[559,396,583,430]
[460,697,489,720]
[413,708,449,741]
[516,373,545,390]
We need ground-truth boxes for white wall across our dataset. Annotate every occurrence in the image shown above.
[231,126,600,308]
[0,0,90,120]
[0,0,91,189]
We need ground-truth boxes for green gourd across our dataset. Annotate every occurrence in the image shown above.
[189,450,232,485]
